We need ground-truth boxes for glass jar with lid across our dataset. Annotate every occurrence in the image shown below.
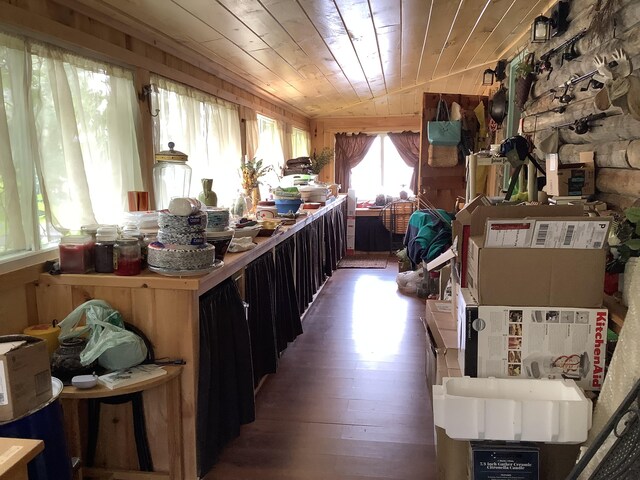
[153,142,192,210]
[95,226,117,273]
[59,235,94,273]
[113,237,141,276]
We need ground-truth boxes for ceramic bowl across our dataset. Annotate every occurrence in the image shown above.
[302,202,321,210]
[257,220,282,237]
[205,208,230,232]
[231,224,261,240]
[205,228,234,260]
[274,199,303,216]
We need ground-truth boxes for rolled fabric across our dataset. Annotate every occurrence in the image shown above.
[168,197,203,216]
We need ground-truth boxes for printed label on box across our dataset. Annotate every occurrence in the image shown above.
[0,360,7,405]
[532,220,610,249]
[485,220,536,247]
[472,306,607,390]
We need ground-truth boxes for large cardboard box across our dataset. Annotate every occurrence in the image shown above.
[0,335,52,421]
[467,216,609,308]
[425,300,460,400]
[546,152,595,197]
[452,197,581,288]
[456,287,607,390]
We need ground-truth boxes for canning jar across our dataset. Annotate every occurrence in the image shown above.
[95,226,117,273]
[113,237,141,276]
[59,235,94,273]
[153,142,192,210]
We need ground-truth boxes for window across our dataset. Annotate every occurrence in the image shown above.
[0,32,143,262]
[350,135,414,200]
[152,76,242,208]
[291,127,310,158]
[256,114,285,198]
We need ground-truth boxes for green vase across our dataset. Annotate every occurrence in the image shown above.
[198,178,217,207]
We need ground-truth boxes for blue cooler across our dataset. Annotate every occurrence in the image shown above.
[0,378,72,480]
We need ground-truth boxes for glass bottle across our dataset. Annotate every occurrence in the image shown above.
[152,142,192,210]
[95,226,117,273]
[113,237,141,276]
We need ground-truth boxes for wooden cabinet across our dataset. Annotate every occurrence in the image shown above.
[35,198,346,479]
[418,93,488,210]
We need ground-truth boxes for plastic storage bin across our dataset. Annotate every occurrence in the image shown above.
[433,377,592,443]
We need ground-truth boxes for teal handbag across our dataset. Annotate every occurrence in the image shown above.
[427,99,461,146]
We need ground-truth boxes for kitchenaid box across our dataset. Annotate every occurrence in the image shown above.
[471,443,539,480]
[0,335,52,421]
[457,288,607,390]
[545,152,595,197]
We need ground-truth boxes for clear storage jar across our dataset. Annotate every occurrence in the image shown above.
[153,142,192,210]
[113,237,141,276]
[59,235,94,274]
[95,226,117,273]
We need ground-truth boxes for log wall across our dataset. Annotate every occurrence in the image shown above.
[522,0,640,210]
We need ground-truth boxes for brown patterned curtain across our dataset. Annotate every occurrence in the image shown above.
[387,131,420,194]
[334,133,376,193]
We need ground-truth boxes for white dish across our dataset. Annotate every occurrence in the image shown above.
[231,225,261,239]
[149,259,224,277]
[72,374,98,389]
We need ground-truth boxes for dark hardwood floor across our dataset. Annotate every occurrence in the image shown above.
[205,260,436,479]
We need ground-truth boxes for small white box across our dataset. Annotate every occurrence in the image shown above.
[433,376,592,443]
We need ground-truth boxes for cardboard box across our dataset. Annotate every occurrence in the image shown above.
[453,197,581,288]
[456,287,607,390]
[0,335,52,421]
[467,216,608,308]
[546,152,595,197]
[425,301,460,399]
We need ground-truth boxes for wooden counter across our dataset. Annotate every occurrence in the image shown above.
[0,438,43,480]
[35,196,346,480]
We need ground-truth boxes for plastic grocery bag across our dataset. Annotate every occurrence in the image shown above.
[57,299,147,370]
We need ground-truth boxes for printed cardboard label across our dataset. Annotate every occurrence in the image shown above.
[531,220,610,249]
[485,220,536,247]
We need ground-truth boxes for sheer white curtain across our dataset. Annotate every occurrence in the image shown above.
[0,32,143,256]
[291,127,310,158]
[256,114,285,198]
[240,106,259,161]
[152,76,242,208]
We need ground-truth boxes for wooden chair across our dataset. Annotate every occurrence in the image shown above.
[379,200,416,254]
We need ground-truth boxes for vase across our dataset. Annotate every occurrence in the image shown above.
[51,337,97,381]
[250,188,260,212]
[198,178,218,207]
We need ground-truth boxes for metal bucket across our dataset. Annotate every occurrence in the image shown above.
[0,378,72,480]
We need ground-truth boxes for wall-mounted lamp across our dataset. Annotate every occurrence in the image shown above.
[482,69,495,86]
[482,60,507,86]
[138,84,159,117]
[531,1,570,43]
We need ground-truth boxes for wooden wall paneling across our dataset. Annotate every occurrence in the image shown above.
[371,6,401,92]
[400,0,431,88]
[93,401,138,470]
[35,283,73,325]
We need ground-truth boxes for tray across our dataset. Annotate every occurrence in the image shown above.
[149,259,224,277]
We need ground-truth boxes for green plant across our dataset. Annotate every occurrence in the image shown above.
[240,157,272,192]
[611,206,640,263]
[310,148,334,174]
[515,61,534,79]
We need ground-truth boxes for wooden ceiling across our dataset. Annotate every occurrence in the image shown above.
[75,0,557,118]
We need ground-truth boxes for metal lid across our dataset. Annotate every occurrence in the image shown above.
[155,142,188,163]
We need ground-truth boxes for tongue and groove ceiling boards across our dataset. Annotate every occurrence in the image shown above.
[72,0,557,118]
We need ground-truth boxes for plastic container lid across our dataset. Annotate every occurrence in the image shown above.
[96,226,118,242]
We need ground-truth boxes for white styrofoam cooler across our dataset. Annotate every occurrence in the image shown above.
[433,377,592,443]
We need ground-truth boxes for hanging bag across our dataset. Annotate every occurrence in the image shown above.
[427,98,461,146]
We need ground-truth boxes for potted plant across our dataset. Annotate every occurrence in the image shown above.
[310,147,334,176]
[515,53,536,110]
[608,206,640,306]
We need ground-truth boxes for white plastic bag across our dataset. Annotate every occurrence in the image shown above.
[57,300,147,370]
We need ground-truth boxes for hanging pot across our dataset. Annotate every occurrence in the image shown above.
[489,85,508,124]
[515,54,536,110]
